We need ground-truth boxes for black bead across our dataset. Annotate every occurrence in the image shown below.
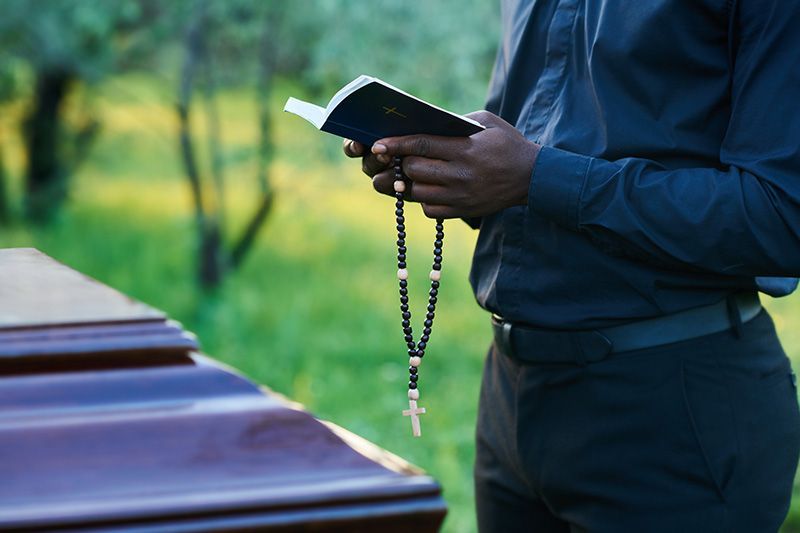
[397,254,406,262]
[434,239,443,248]
[404,334,413,342]
[407,341,415,349]
[429,296,437,304]
[429,288,438,297]
[436,233,444,240]
[395,208,403,216]
[403,327,413,334]
[397,239,405,247]
[398,231,406,239]
[399,287,408,296]
[433,255,442,264]
[400,295,408,304]
[421,334,430,343]
[402,311,411,320]
[395,192,404,200]
[417,349,425,357]
[396,217,405,225]
[426,312,435,320]
[398,246,407,254]
[408,348,418,356]
[431,281,440,289]
[427,303,435,312]
[418,341,427,350]
[409,381,417,389]
[400,304,409,312]
[399,280,408,288]
[423,327,432,335]
[424,319,433,327]
[409,366,418,374]
[396,201,403,208]
[396,224,405,232]
[410,374,418,383]
[432,263,441,271]
[434,247,442,255]
[398,261,407,269]
[402,319,411,328]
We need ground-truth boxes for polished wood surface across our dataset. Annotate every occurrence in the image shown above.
[0,248,446,531]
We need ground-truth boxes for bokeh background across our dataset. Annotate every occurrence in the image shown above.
[0,1,797,531]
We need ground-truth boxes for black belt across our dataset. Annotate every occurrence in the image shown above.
[491,293,762,365]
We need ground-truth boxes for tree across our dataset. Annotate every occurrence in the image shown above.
[0,0,159,222]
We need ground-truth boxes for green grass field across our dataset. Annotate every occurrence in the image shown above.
[2,75,800,531]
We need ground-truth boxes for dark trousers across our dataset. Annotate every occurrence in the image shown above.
[475,310,800,532]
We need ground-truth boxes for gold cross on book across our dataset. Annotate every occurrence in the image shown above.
[382,106,407,118]
[402,399,426,437]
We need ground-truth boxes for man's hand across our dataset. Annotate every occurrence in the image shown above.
[342,111,540,219]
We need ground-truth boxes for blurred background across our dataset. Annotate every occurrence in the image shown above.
[0,1,798,531]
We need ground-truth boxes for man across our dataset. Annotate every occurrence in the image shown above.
[344,0,800,530]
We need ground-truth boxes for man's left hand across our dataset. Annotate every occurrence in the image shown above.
[370,110,541,219]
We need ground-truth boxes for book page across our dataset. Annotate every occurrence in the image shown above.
[284,97,327,129]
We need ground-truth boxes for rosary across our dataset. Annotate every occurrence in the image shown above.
[393,156,443,438]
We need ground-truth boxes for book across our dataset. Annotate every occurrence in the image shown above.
[283,75,484,146]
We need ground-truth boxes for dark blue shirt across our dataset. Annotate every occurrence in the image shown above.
[470,0,800,329]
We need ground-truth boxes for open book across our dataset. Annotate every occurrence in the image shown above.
[284,75,484,146]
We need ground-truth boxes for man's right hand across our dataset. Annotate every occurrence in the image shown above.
[342,139,394,196]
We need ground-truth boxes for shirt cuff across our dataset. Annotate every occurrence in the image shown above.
[529,145,591,231]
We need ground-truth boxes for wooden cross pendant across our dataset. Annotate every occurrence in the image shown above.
[402,399,426,437]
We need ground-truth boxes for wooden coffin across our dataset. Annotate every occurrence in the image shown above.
[0,248,446,531]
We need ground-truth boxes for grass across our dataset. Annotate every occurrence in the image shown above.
[2,74,800,532]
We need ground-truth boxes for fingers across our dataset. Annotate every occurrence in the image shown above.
[342,139,365,158]
[402,156,453,186]
[372,134,469,161]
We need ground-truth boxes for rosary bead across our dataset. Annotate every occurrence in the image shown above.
[398,261,407,269]
[426,312,435,320]
[432,263,441,271]
[410,374,418,383]
[402,320,411,328]
[396,217,405,225]
[429,288,438,297]
[434,247,442,256]
[407,341,415,349]
[395,208,404,217]
[423,327,432,335]
[408,348,418,356]
[404,327,413,335]
[408,381,418,390]
[424,319,433,328]
[396,224,405,232]
[397,239,406,247]
[395,191,404,200]
[418,341,427,350]
[399,287,408,296]
[434,239,443,248]
[396,200,403,208]
[417,349,425,357]
[431,281,440,289]
[398,231,406,239]
[433,256,442,265]
[402,311,411,320]
[405,334,413,342]
[400,295,409,304]
[408,389,420,400]
[397,268,409,280]
[429,296,437,304]
[409,366,418,374]
[421,334,430,343]
[394,180,406,192]
[400,303,409,312]
[399,280,408,288]
[410,356,422,367]
[398,254,406,262]
[430,269,441,281]
[398,245,407,254]
[427,304,436,312]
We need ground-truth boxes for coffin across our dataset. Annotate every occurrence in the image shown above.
[0,248,446,531]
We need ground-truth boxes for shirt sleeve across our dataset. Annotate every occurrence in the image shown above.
[529,0,800,278]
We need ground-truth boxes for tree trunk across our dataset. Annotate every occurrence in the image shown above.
[24,69,73,222]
